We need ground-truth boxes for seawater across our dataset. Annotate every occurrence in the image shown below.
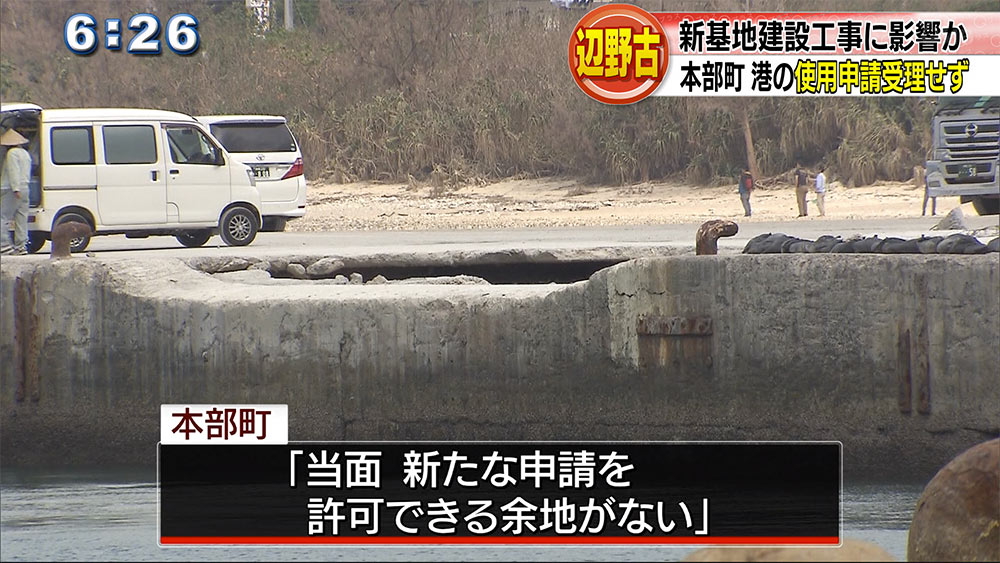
[0,468,922,562]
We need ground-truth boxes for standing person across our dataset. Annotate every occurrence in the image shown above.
[919,165,937,216]
[1,129,32,255]
[814,166,827,217]
[738,167,754,217]
[794,164,809,217]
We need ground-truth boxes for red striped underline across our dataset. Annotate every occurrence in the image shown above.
[161,536,840,545]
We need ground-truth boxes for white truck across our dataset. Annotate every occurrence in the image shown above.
[925,96,1000,216]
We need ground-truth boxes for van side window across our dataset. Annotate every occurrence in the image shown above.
[51,127,95,165]
[103,125,157,164]
[165,125,221,165]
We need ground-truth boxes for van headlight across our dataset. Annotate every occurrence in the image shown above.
[246,167,257,186]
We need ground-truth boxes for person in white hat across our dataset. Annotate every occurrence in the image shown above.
[1,128,32,254]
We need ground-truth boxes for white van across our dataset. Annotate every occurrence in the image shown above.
[196,115,306,232]
[0,103,263,253]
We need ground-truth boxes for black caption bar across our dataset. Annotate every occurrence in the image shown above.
[159,441,840,545]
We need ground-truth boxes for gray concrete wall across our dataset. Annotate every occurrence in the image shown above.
[1,254,998,479]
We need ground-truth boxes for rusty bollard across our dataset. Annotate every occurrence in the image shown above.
[50,221,91,259]
[696,220,739,255]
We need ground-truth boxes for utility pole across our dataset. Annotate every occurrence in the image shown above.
[285,0,294,30]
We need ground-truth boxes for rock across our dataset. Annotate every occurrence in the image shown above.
[349,273,364,284]
[213,270,271,284]
[936,233,987,254]
[394,275,490,285]
[830,242,855,253]
[332,275,348,285]
[194,257,251,273]
[988,237,1000,252]
[930,207,966,231]
[368,275,388,284]
[306,257,345,277]
[269,257,289,273]
[907,438,1000,562]
[684,538,895,561]
[248,261,271,271]
[286,263,307,279]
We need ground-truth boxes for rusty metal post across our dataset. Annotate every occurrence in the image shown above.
[13,272,39,403]
[897,324,912,414]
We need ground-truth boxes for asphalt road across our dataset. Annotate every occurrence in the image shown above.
[21,215,1000,260]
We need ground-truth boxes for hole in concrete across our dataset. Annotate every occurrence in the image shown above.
[270,259,627,284]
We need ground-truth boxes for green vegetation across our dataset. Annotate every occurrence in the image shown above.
[0,0,984,186]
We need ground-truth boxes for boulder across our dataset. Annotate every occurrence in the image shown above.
[306,257,345,277]
[930,207,966,231]
[907,438,1000,562]
[988,237,1000,252]
[269,257,289,273]
[192,257,251,273]
[684,538,895,561]
[286,263,307,279]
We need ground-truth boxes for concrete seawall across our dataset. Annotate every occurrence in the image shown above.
[2,254,998,479]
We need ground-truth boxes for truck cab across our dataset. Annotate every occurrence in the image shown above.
[925,96,1000,215]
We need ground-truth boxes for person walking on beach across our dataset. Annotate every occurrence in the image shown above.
[795,164,809,217]
[738,168,754,217]
[814,166,827,217]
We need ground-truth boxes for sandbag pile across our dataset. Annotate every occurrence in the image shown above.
[743,233,1000,254]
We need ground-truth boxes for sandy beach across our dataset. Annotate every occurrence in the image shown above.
[290,176,965,232]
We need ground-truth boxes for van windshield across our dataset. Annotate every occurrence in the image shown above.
[209,122,297,153]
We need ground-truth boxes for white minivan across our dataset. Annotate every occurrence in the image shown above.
[196,115,306,232]
[0,103,263,253]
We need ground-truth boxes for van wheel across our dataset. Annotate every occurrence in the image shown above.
[176,230,213,248]
[219,206,258,246]
[54,213,92,253]
[26,232,46,254]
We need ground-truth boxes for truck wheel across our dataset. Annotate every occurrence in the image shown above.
[54,213,92,253]
[176,230,213,248]
[219,206,258,246]
[25,232,46,254]
[971,197,1000,216]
